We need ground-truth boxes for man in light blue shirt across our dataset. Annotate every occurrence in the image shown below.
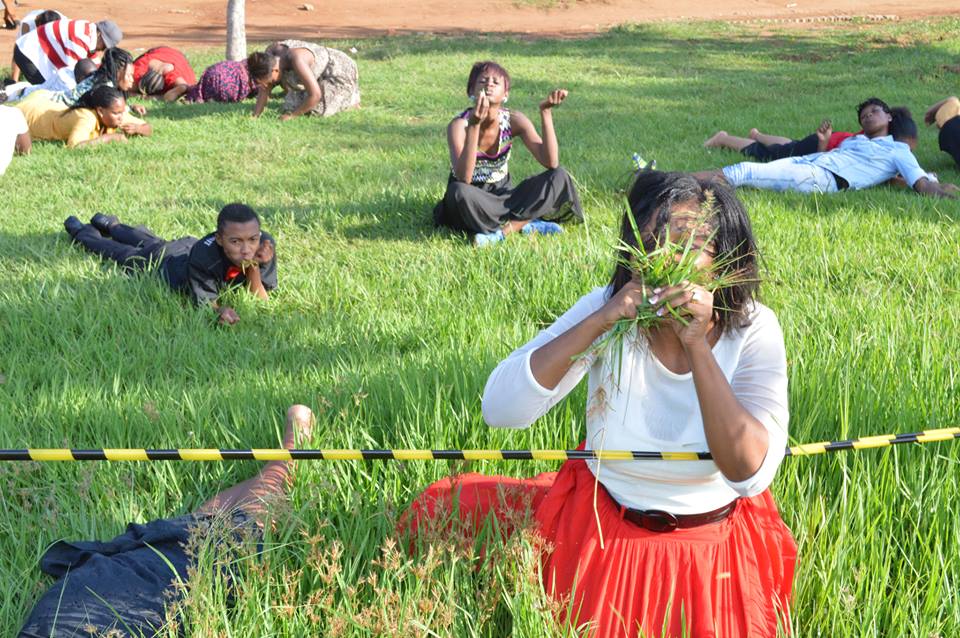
[698,98,957,198]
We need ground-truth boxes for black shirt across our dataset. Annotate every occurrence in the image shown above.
[160,231,278,305]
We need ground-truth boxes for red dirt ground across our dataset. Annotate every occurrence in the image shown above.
[1,0,958,61]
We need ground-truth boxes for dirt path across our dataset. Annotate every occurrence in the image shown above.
[2,0,957,62]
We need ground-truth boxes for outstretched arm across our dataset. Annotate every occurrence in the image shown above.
[913,176,959,198]
[514,89,568,169]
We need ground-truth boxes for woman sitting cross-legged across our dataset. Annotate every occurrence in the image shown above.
[406,170,795,636]
[432,61,583,246]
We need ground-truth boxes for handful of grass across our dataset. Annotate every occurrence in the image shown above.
[583,210,749,365]
[240,259,260,270]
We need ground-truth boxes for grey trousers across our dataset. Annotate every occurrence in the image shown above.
[433,167,583,234]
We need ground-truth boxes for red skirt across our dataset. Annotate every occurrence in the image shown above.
[404,459,797,638]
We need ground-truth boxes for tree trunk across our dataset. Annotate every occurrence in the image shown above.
[226,0,247,61]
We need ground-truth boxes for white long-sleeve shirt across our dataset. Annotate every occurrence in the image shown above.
[482,287,789,515]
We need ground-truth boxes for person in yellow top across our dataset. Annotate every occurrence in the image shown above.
[16,85,151,149]
[925,95,960,170]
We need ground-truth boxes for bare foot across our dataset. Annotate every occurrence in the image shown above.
[502,220,528,235]
[703,130,728,148]
[749,128,761,140]
[284,404,314,448]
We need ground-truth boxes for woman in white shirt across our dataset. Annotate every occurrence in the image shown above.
[406,170,796,637]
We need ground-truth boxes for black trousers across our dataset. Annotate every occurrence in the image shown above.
[433,167,584,234]
[741,133,820,162]
[13,46,45,85]
[73,223,168,270]
[939,116,960,168]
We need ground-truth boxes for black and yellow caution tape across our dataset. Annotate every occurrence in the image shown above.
[1,427,958,462]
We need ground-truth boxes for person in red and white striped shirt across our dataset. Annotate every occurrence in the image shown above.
[12,18,122,85]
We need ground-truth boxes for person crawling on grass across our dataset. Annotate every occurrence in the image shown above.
[696,97,957,198]
[406,169,795,636]
[63,203,277,325]
[249,40,360,120]
[924,95,960,170]
[17,404,314,638]
[16,85,150,149]
[432,60,584,247]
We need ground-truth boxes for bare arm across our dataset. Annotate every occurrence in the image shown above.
[924,97,957,125]
[162,81,189,102]
[244,265,270,301]
[514,89,567,169]
[657,284,770,481]
[280,51,323,119]
[252,87,271,117]
[14,131,30,155]
[450,93,489,183]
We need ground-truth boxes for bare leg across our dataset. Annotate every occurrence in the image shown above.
[748,129,792,146]
[195,404,314,520]
[502,220,529,235]
[703,130,756,152]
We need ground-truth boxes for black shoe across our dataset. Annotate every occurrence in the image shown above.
[90,213,119,235]
[64,216,84,238]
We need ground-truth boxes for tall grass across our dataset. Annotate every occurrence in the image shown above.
[1,17,959,636]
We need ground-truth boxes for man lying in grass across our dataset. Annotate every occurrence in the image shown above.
[63,203,276,325]
[696,97,958,198]
[17,405,313,638]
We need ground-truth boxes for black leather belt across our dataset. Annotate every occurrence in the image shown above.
[621,498,739,533]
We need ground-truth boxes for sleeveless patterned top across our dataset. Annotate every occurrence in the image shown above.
[454,107,512,184]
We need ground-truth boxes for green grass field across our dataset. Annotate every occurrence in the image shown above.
[2,17,960,636]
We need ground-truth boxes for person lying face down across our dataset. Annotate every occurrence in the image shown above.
[16,85,151,148]
[695,97,958,198]
[63,203,278,325]
[133,46,197,102]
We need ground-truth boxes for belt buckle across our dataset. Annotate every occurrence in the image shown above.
[638,509,678,532]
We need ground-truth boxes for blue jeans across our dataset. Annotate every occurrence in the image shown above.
[722,157,840,194]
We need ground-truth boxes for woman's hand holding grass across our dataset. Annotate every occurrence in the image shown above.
[649,282,715,351]
[217,306,240,325]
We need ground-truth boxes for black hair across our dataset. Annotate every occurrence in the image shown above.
[466,61,510,96]
[73,58,98,84]
[247,52,278,82]
[35,10,63,27]
[138,67,165,95]
[889,106,917,142]
[81,47,133,98]
[856,97,891,119]
[69,84,124,111]
[216,203,261,234]
[610,170,760,337]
